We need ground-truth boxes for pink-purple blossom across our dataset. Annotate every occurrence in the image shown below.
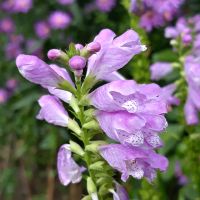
[0,18,15,33]
[48,11,71,30]
[37,95,69,127]
[86,29,146,80]
[131,0,184,31]
[34,21,50,39]
[99,144,168,182]
[95,0,116,12]
[150,62,173,81]
[57,144,83,186]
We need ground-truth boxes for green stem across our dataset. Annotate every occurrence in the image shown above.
[74,76,101,199]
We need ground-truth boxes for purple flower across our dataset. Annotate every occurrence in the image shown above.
[37,95,69,127]
[34,21,50,39]
[57,144,83,186]
[150,62,173,80]
[89,80,167,114]
[96,111,165,148]
[48,11,71,30]
[99,144,168,182]
[11,0,33,13]
[95,0,116,12]
[184,56,200,124]
[184,95,199,125]
[111,183,129,200]
[161,84,180,107]
[102,72,125,82]
[140,11,164,32]
[16,54,74,88]
[86,29,146,80]
[57,0,74,5]
[131,0,184,31]
[0,89,9,104]
[0,18,15,33]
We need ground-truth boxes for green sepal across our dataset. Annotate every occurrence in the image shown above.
[68,118,82,136]
[69,96,80,113]
[85,141,107,153]
[99,183,111,196]
[81,195,92,200]
[58,81,77,94]
[70,140,84,156]
[83,120,100,130]
[89,161,105,171]
[81,75,97,94]
[96,177,113,186]
[87,177,97,194]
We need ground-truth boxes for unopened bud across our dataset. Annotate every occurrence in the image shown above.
[69,56,86,70]
[75,43,84,50]
[87,177,97,194]
[47,49,62,60]
[70,140,84,156]
[86,42,101,53]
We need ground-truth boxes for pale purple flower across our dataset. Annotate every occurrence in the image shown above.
[96,111,165,148]
[150,62,173,81]
[131,0,184,31]
[184,94,199,125]
[99,144,168,182]
[161,84,180,107]
[86,29,146,80]
[96,0,116,12]
[57,144,83,186]
[111,183,129,200]
[89,80,167,114]
[34,21,50,39]
[37,95,69,127]
[48,11,71,30]
[0,18,15,33]
[102,72,125,82]
[0,89,9,104]
[16,54,74,88]
[12,0,32,13]
[140,11,164,32]
[184,56,200,124]
[165,27,179,38]
[57,0,74,5]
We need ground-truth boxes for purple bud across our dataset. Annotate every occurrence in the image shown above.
[69,56,86,70]
[87,42,101,53]
[182,34,192,45]
[47,49,62,60]
[75,43,84,50]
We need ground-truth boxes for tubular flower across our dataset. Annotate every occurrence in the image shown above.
[99,144,168,182]
[57,144,83,186]
[86,29,146,80]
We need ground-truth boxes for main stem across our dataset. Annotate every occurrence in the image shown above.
[75,77,102,199]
